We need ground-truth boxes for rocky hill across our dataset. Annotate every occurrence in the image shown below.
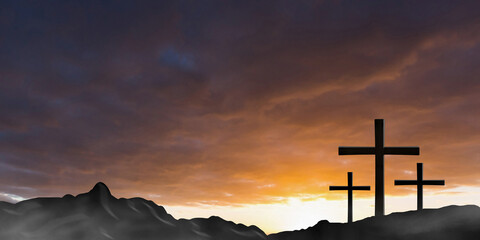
[0,182,266,240]
[268,205,480,240]
[0,182,478,240]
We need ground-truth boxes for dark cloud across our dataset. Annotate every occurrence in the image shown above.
[0,0,479,205]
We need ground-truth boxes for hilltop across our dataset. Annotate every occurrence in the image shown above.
[0,182,266,240]
[269,205,480,240]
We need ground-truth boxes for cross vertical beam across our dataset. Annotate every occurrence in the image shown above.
[374,119,384,216]
[329,172,370,223]
[394,163,445,210]
[338,119,420,216]
[417,162,423,210]
[348,172,353,223]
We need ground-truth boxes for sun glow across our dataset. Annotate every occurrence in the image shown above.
[165,197,364,234]
[163,186,480,234]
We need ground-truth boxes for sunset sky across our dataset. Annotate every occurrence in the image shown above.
[1,0,480,234]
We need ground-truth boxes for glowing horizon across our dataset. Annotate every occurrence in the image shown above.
[2,183,480,234]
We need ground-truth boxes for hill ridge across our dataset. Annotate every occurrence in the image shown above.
[0,182,267,240]
[0,183,478,240]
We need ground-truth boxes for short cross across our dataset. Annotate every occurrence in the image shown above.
[394,163,445,210]
[329,172,370,223]
[338,119,419,216]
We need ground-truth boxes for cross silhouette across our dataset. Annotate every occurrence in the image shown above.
[338,119,419,216]
[394,163,445,210]
[329,172,370,223]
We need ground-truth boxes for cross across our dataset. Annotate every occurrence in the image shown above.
[394,163,445,210]
[329,172,370,223]
[338,119,419,216]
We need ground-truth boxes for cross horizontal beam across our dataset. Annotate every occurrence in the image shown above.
[353,186,370,190]
[329,186,370,191]
[339,147,419,155]
[422,180,445,185]
[394,180,445,185]
[394,180,417,185]
[384,147,419,155]
[339,147,374,155]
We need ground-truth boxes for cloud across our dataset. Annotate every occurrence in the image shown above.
[0,0,479,206]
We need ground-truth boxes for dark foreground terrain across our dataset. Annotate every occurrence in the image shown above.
[269,205,480,240]
[0,182,478,240]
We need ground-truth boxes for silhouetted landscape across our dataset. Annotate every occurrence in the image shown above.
[269,205,480,240]
[0,182,265,240]
[0,182,478,240]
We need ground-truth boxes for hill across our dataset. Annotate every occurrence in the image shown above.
[0,182,478,240]
[0,182,266,240]
[268,205,480,240]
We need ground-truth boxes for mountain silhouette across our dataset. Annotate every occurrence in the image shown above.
[0,183,478,240]
[0,182,266,240]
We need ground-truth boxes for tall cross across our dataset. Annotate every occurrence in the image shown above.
[338,119,419,216]
[394,163,445,210]
[329,172,370,223]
